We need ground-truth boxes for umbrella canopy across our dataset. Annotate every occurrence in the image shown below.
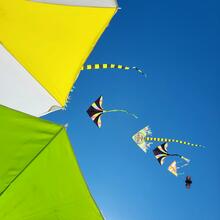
[0,0,118,116]
[0,105,104,220]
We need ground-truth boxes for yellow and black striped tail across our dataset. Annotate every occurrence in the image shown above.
[81,64,144,75]
[145,137,203,148]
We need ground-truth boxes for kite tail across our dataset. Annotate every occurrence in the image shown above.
[81,64,145,76]
[103,109,138,119]
[145,137,203,148]
[177,163,189,169]
[169,154,190,163]
[180,156,190,163]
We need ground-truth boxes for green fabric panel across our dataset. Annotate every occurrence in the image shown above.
[0,105,63,194]
[0,129,103,220]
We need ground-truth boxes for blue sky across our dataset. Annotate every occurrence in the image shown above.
[44,1,220,219]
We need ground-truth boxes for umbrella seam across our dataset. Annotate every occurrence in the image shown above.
[0,42,63,108]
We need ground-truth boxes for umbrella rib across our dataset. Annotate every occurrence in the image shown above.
[0,126,65,196]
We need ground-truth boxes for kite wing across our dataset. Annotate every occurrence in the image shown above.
[132,126,152,153]
[0,105,104,219]
[168,161,178,176]
[87,96,104,128]
[0,0,117,116]
[153,143,169,165]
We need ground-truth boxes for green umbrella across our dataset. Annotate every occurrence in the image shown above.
[0,105,103,220]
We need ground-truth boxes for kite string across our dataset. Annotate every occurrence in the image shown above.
[103,109,138,119]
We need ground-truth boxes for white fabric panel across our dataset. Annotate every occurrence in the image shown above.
[31,0,118,7]
[0,44,62,117]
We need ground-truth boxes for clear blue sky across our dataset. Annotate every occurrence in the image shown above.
[44,1,220,219]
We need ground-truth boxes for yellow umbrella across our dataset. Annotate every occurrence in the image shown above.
[0,0,118,116]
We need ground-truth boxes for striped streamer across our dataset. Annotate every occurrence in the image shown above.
[81,64,145,76]
[145,137,203,148]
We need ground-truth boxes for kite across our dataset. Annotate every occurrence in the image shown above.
[185,176,192,189]
[168,161,178,176]
[87,96,138,128]
[0,0,118,117]
[132,126,152,153]
[133,126,203,148]
[153,143,190,165]
[0,104,104,220]
[167,160,188,176]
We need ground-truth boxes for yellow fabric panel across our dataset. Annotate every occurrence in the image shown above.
[0,0,117,106]
[95,64,100,69]
[118,65,122,69]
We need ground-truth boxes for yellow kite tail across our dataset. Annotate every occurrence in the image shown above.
[81,64,145,76]
[145,137,204,148]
